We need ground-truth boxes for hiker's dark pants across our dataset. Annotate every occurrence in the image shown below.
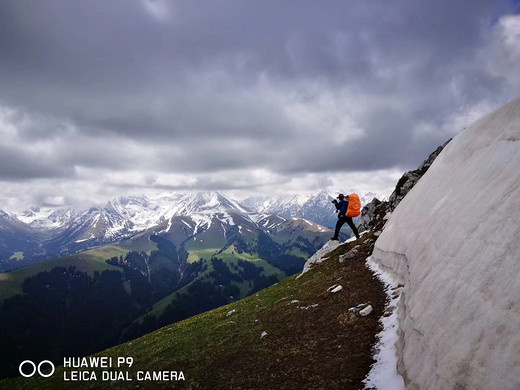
[334,216,359,239]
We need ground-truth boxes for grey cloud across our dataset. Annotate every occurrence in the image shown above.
[0,0,518,207]
[0,145,74,181]
[110,180,264,193]
[273,108,415,174]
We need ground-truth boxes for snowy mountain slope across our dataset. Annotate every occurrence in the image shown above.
[11,190,375,240]
[0,190,360,271]
[15,192,248,237]
[0,211,39,265]
[370,97,520,389]
[1,193,242,267]
[163,192,249,217]
[157,192,253,236]
[242,191,381,228]
[16,207,78,230]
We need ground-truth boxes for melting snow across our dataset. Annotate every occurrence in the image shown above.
[297,240,342,278]
[363,257,405,390]
[192,214,212,233]
[75,233,95,243]
[157,217,173,234]
[218,212,235,226]
[369,97,520,389]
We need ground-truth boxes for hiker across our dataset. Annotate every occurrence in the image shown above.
[331,193,360,241]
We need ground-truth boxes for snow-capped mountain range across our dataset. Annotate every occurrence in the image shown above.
[241,190,380,228]
[0,190,382,271]
[10,190,381,234]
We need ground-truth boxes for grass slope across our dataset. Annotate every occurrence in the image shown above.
[138,244,288,321]
[1,232,386,390]
[0,233,158,302]
[0,253,121,301]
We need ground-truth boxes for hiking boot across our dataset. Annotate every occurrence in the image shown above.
[330,237,339,241]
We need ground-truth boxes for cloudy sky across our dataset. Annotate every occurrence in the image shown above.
[1,0,519,211]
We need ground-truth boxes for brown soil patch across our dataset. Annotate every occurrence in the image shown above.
[201,233,386,390]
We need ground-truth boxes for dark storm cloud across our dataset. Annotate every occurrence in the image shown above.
[292,108,416,173]
[0,145,74,180]
[0,0,518,202]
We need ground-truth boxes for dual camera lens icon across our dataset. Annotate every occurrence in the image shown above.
[19,360,55,378]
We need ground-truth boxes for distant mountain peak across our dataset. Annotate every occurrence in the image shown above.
[2,189,381,270]
[164,192,248,218]
[241,190,383,229]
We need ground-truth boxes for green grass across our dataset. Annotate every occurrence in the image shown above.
[285,247,309,258]
[216,245,286,278]
[85,234,158,261]
[142,245,287,321]
[147,278,200,319]
[0,233,385,390]
[185,248,217,263]
[0,254,121,302]
[184,224,227,252]
[7,266,299,390]
[83,245,129,261]
[140,257,217,321]
[0,233,158,303]
[119,233,158,253]
[234,279,253,297]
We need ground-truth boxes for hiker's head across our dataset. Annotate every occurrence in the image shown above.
[337,194,345,200]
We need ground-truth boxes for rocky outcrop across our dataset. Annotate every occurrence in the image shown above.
[297,239,342,277]
[387,139,450,211]
[357,140,450,234]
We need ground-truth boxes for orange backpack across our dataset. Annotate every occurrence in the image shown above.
[345,193,361,217]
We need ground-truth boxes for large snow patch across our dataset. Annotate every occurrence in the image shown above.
[370,97,520,389]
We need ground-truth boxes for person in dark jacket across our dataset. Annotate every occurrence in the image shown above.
[331,193,360,241]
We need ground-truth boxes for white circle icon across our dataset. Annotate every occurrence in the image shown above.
[18,360,55,378]
[38,360,55,377]
[19,360,36,378]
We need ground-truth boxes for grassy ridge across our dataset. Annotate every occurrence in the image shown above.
[1,233,385,390]
[0,233,158,301]
[0,253,121,301]
[136,244,287,321]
